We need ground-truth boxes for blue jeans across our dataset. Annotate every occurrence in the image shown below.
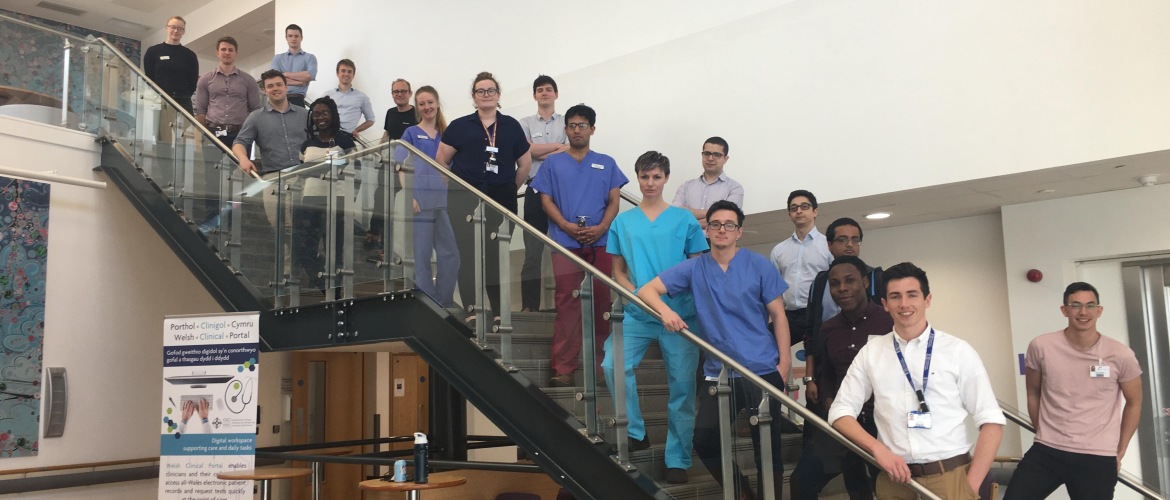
[601,319,699,469]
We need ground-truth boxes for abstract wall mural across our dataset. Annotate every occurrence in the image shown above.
[0,176,50,458]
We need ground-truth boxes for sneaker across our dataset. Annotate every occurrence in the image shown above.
[628,435,650,451]
[666,468,688,484]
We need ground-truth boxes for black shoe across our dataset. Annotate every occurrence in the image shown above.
[548,374,573,388]
[666,468,688,484]
[628,435,650,451]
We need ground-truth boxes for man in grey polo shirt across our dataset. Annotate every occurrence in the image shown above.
[518,75,569,312]
[233,69,308,228]
[671,136,744,228]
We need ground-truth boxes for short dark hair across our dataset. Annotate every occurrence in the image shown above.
[260,69,286,85]
[565,104,595,127]
[704,136,729,155]
[830,255,869,278]
[788,189,818,209]
[216,36,238,51]
[533,75,558,94]
[882,262,929,297]
[1063,282,1100,304]
[634,151,670,176]
[706,200,744,226]
[286,24,302,35]
[336,59,355,73]
[826,217,863,242]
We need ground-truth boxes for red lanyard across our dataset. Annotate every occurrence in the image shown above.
[480,117,497,154]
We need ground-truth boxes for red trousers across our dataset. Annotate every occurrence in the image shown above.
[550,247,613,376]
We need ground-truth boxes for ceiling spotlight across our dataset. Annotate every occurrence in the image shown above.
[1139,175,1158,187]
[866,212,891,220]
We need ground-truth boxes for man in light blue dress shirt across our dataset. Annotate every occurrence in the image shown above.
[769,189,831,347]
[271,24,317,108]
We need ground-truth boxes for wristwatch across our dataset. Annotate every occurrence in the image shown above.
[802,376,815,384]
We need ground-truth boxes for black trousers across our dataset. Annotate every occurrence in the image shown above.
[790,409,879,499]
[448,183,517,317]
[520,186,549,311]
[786,308,812,346]
[1003,443,1118,500]
[695,371,786,499]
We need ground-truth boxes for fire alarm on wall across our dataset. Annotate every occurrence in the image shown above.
[1026,269,1043,283]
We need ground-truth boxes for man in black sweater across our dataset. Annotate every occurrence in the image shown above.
[143,15,199,140]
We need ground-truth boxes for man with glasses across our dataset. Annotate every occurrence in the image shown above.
[770,189,831,348]
[1003,282,1143,500]
[271,24,316,108]
[530,104,627,388]
[382,79,417,142]
[672,137,743,228]
[829,262,1004,500]
[143,16,198,116]
[640,200,791,500]
[518,75,569,312]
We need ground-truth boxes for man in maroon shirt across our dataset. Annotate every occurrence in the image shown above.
[791,255,891,499]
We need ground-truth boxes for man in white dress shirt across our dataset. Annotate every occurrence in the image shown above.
[828,262,1004,499]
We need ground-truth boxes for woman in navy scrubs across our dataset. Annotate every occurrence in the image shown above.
[434,72,532,325]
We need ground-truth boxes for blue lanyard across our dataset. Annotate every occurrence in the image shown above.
[893,328,934,413]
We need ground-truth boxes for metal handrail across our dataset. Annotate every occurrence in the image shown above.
[383,139,943,500]
[999,401,1164,500]
[88,37,239,160]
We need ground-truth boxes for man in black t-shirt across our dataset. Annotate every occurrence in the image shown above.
[368,78,419,262]
[143,15,198,141]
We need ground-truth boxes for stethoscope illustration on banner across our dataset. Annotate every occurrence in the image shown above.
[223,376,255,414]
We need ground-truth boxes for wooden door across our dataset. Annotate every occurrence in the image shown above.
[291,352,364,500]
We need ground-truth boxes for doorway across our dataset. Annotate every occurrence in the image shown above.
[1121,260,1170,496]
[290,351,365,500]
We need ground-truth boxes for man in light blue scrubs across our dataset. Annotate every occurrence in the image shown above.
[604,151,708,484]
[639,200,792,500]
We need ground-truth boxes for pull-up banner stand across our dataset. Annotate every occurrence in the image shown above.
[158,312,260,500]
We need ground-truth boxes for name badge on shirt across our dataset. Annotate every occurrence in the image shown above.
[532,133,544,138]
[1090,364,1111,378]
[907,411,932,429]
[417,134,428,139]
[485,146,499,153]
[160,55,171,60]
[591,163,605,170]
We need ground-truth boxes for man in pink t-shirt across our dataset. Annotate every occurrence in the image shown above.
[1004,282,1143,500]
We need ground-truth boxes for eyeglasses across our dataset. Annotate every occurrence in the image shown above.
[391,90,411,95]
[1065,302,1100,312]
[166,25,185,31]
[700,151,725,159]
[707,222,740,231]
[788,203,813,212]
[311,110,331,118]
[566,123,591,130]
[832,236,862,245]
[473,88,499,97]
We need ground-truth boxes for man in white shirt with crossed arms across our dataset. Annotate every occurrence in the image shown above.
[828,262,1004,499]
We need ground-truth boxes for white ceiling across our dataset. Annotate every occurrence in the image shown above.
[741,148,1170,248]
[2,0,275,63]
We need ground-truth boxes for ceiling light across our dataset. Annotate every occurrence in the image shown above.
[866,212,891,220]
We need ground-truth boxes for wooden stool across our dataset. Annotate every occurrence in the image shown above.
[217,467,311,500]
[358,471,467,500]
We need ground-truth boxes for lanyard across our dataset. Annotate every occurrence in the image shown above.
[893,328,934,413]
[480,118,497,154]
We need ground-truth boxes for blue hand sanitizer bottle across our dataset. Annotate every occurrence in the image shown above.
[413,432,429,484]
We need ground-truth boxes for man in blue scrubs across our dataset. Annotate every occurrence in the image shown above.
[639,200,792,500]
[531,104,628,387]
[604,151,707,484]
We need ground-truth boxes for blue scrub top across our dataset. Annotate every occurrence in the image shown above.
[658,248,788,378]
[607,205,708,323]
[529,150,628,250]
[395,125,446,210]
[440,112,529,188]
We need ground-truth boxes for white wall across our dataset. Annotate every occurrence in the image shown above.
[0,116,291,497]
[276,0,1170,214]
[1001,182,1170,498]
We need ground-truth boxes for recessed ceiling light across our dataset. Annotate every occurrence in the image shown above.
[1037,189,1056,194]
[866,212,891,220]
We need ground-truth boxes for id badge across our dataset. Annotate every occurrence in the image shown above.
[485,146,499,153]
[1090,364,1111,378]
[907,411,932,429]
[215,129,228,138]
[485,163,499,174]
